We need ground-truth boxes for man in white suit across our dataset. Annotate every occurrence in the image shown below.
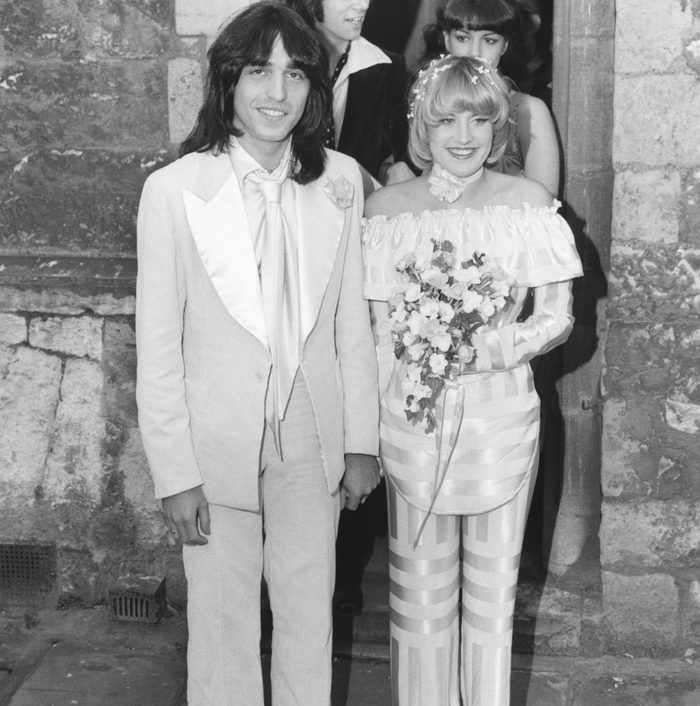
[135,4,379,704]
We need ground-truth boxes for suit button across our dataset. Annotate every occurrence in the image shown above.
[255,372,263,382]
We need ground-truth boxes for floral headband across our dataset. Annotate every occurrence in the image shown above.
[407,55,499,120]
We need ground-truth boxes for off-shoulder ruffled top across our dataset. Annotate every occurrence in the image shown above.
[362,202,583,301]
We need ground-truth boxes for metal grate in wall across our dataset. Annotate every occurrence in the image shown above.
[0,543,57,605]
[108,576,166,624]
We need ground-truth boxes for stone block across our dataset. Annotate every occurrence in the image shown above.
[669,360,700,411]
[0,287,135,316]
[0,313,27,344]
[103,319,137,426]
[613,169,680,245]
[514,583,581,655]
[29,315,103,360]
[7,641,186,706]
[121,429,158,512]
[1,61,169,153]
[608,245,700,322]
[686,36,700,76]
[601,571,680,653]
[563,170,613,272]
[561,326,605,406]
[119,428,167,546]
[1,0,173,60]
[77,4,173,61]
[42,358,105,505]
[665,398,700,435]
[615,0,693,73]
[167,57,203,143]
[681,168,700,245]
[0,345,62,506]
[571,668,700,703]
[175,0,248,37]
[677,325,700,362]
[614,74,700,167]
[0,0,79,58]
[656,455,686,499]
[601,398,656,498]
[559,410,603,509]
[603,322,675,396]
[569,0,615,37]
[681,577,700,640]
[1,150,170,256]
[564,39,614,171]
[600,499,700,567]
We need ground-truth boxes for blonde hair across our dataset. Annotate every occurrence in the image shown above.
[408,55,510,170]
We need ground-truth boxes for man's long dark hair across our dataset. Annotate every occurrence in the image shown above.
[179,2,331,184]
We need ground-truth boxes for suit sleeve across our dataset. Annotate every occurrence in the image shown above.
[469,279,575,373]
[335,165,380,456]
[135,175,203,499]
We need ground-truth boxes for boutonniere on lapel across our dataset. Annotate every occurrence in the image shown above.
[323,174,354,210]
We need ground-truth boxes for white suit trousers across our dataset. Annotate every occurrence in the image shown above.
[184,377,341,706]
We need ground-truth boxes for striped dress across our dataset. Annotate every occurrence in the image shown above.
[362,203,582,706]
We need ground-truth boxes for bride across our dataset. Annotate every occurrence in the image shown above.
[362,55,583,705]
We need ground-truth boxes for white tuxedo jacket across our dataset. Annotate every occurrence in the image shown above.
[135,148,379,512]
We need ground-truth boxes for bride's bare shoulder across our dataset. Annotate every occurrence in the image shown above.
[364,176,430,219]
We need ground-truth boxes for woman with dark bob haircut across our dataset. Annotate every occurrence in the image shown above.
[180,1,332,185]
[362,55,582,704]
[422,0,560,197]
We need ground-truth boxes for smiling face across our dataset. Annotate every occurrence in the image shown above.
[443,28,508,67]
[427,110,494,178]
[318,0,370,51]
[233,37,311,170]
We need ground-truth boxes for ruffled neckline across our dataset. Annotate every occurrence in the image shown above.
[363,200,562,227]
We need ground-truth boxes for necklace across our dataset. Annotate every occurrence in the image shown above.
[428,163,484,203]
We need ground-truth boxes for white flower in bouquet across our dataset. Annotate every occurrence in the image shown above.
[390,239,515,434]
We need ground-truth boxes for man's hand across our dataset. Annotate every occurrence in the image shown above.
[162,486,211,546]
[341,454,380,511]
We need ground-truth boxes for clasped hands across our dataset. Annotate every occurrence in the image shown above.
[340,453,381,511]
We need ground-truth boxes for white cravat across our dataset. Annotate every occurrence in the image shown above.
[250,172,300,458]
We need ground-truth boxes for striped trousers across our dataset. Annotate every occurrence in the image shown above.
[387,471,536,706]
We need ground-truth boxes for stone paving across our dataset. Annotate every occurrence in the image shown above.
[2,603,700,706]
[2,538,700,705]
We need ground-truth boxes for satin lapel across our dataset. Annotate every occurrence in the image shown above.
[294,177,349,342]
[183,157,268,349]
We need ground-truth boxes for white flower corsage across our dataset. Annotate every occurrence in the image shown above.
[324,174,354,209]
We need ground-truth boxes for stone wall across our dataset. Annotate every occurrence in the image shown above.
[601,0,700,654]
[0,0,246,607]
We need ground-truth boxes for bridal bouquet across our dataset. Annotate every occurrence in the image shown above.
[389,239,514,434]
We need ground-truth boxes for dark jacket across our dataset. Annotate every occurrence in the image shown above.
[337,47,410,180]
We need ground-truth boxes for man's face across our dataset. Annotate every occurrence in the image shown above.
[318,0,370,47]
[233,37,310,168]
